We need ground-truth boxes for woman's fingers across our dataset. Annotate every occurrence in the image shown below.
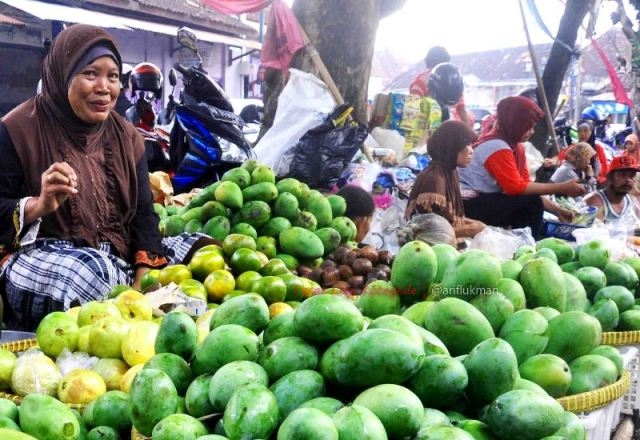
[44,163,78,191]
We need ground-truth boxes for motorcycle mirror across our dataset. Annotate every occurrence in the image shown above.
[177,27,199,54]
[168,68,177,87]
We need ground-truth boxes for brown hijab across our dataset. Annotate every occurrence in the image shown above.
[405,120,478,224]
[2,24,145,259]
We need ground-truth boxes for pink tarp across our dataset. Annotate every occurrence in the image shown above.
[202,0,305,71]
[201,0,271,14]
[260,0,306,70]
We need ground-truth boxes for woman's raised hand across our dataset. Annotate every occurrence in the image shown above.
[37,162,79,215]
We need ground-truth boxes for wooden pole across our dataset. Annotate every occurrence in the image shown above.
[517,0,560,156]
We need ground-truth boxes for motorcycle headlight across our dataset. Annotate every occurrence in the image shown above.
[219,138,249,162]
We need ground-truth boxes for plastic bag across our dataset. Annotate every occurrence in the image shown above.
[367,191,407,254]
[56,348,99,377]
[254,69,336,176]
[371,127,406,160]
[287,105,368,189]
[396,213,457,247]
[467,226,535,260]
[336,162,381,193]
[524,141,544,181]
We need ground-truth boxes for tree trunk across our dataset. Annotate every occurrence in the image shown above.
[259,0,407,140]
[530,0,591,155]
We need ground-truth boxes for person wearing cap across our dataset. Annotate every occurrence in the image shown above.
[0,24,209,330]
[584,155,640,224]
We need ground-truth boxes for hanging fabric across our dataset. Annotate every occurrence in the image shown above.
[202,0,305,71]
[591,38,633,108]
[261,0,306,70]
[200,0,271,14]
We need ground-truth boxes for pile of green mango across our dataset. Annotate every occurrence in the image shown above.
[155,160,358,261]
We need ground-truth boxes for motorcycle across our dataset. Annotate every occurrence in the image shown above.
[169,27,254,194]
[125,63,172,173]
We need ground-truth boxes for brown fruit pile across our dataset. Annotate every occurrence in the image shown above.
[297,245,394,295]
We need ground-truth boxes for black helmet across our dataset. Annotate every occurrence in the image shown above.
[428,63,463,106]
[516,86,539,105]
[130,62,163,97]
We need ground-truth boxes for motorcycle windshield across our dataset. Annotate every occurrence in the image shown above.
[178,104,250,151]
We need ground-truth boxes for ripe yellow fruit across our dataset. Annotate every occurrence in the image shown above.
[92,358,129,391]
[203,269,236,302]
[195,309,216,343]
[0,349,17,391]
[58,369,107,405]
[120,363,144,393]
[269,302,294,319]
[113,289,153,321]
[121,321,159,367]
[66,306,81,321]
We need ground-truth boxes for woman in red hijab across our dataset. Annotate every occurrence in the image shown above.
[458,96,586,238]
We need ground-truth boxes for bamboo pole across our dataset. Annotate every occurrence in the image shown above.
[517,0,560,156]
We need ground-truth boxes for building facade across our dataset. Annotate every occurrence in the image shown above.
[0,0,263,117]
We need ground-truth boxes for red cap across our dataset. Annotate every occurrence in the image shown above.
[608,155,640,175]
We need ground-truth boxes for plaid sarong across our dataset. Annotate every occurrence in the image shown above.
[1,233,204,330]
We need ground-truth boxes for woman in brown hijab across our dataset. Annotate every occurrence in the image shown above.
[0,24,205,330]
[405,120,485,238]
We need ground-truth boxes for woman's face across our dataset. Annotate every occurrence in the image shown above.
[354,216,372,242]
[456,145,473,167]
[68,56,120,124]
[578,125,592,142]
[519,125,535,142]
[574,157,590,170]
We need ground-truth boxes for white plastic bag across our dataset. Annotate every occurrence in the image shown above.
[254,69,335,176]
[371,127,406,160]
[524,141,544,181]
[467,226,535,260]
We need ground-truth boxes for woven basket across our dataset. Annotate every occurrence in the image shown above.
[0,338,84,410]
[557,370,631,412]
[601,331,640,346]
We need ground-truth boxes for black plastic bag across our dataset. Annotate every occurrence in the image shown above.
[287,105,368,189]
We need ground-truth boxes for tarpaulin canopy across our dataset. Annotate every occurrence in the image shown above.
[202,0,305,71]
[201,0,272,15]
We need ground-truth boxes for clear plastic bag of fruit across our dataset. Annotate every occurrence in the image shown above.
[467,226,535,260]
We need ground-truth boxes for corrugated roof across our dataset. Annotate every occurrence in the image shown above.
[0,12,24,26]
[134,0,257,37]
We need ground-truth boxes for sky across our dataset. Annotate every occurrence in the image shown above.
[374,0,624,63]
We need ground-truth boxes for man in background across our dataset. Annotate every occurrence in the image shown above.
[409,46,472,127]
[114,63,134,117]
